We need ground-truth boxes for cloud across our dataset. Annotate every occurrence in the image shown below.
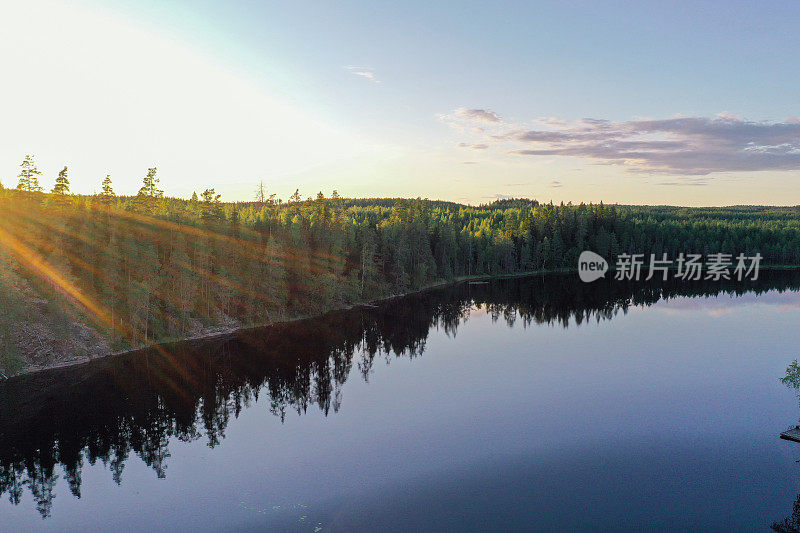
[535,116,568,127]
[452,108,501,123]
[468,113,800,175]
[345,66,380,83]
[548,180,563,188]
[441,108,503,134]
[459,161,478,165]
[457,142,488,150]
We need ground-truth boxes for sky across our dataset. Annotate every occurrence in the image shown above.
[2,0,800,206]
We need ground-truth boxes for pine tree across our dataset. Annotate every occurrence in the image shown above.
[100,175,115,199]
[134,167,163,213]
[313,191,329,223]
[52,166,70,195]
[16,155,43,192]
[200,188,223,221]
[188,192,200,216]
[330,189,342,220]
[137,168,163,198]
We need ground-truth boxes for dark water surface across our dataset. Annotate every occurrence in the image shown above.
[3,273,800,531]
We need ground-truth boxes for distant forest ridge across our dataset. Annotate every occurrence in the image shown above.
[2,161,800,373]
[4,158,800,212]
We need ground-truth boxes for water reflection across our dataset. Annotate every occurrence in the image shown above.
[782,361,800,394]
[2,271,800,518]
[776,358,800,532]
[774,495,800,532]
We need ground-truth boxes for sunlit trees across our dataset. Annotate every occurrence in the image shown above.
[133,167,163,214]
[2,170,800,361]
[16,155,42,193]
[200,188,223,221]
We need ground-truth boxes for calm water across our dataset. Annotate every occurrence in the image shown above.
[3,273,800,531]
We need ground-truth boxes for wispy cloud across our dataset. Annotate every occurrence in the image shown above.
[453,108,501,123]
[452,111,800,176]
[457,142,489,150]
[441,108,502,131]
[548,180,563,188]
[345,66,380,83]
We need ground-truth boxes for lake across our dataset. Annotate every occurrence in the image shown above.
[3,272,800,531]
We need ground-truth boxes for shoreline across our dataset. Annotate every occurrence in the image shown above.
[14,269,567,378]
[11,264,799,379]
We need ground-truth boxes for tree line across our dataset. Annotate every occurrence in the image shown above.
[2,155,800,359]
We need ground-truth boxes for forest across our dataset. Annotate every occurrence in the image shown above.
[2,157,800,372]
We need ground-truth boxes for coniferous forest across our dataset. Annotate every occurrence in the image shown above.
[2,158,800,373]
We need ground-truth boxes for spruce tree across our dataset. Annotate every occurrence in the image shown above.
[52,166,70,195]
[200,188,223,221]
[188,192,200,216]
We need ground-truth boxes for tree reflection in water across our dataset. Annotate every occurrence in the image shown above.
[1,271,799,518]
[776,354,800,532]
[773,496,800,533]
